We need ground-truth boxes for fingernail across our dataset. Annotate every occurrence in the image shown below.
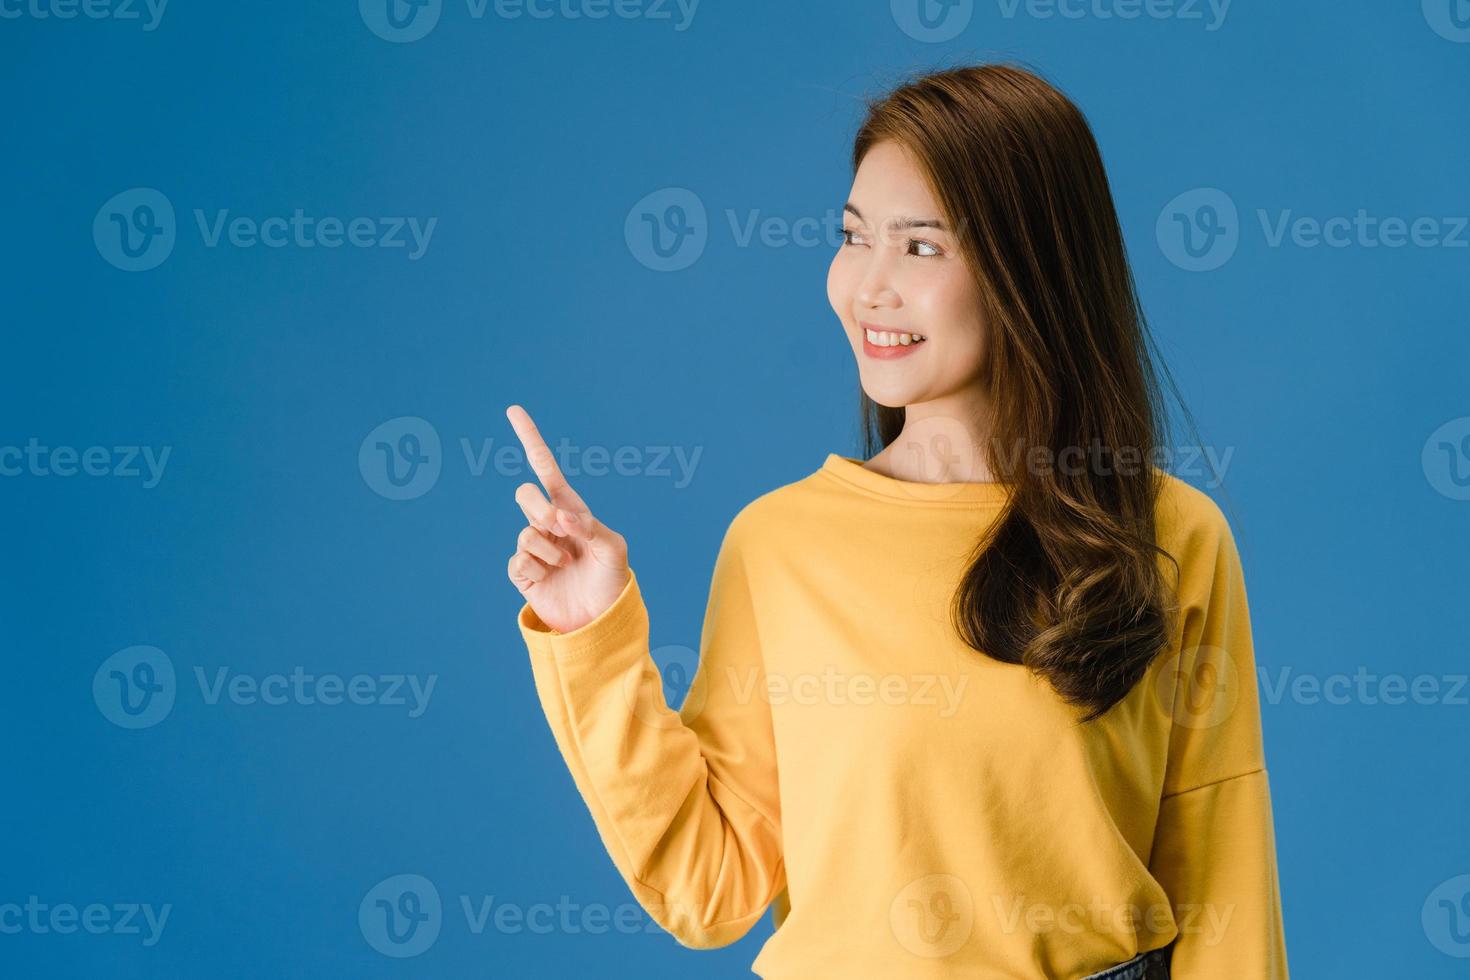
[562,511,577,523]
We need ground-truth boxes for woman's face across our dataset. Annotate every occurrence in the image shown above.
[827,140,988,410]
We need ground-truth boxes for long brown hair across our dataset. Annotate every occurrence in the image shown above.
[852,63,1217,722]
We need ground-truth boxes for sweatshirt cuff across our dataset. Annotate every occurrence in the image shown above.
[517,567,646,662]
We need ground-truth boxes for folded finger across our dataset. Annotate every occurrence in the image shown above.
[513,482,566,537]
[507,551,550,591]
[518,524,570,567]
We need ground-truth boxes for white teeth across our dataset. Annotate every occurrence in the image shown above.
[865,328,926,347]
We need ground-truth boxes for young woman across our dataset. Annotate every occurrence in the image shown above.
[505,64,1288,979]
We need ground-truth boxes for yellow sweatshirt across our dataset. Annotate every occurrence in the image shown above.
[516,453,1289,978]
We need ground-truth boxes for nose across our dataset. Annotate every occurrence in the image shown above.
[855,246,901,309]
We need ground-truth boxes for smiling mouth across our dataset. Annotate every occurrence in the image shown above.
[863,327,927,347]
[860,324,928,360]
[858,326,929,348]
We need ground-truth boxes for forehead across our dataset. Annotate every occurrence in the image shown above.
[848,140,940,217]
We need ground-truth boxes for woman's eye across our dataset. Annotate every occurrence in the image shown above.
[840,229,938,255]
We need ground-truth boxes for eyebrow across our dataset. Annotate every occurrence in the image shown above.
[843,202,949,232]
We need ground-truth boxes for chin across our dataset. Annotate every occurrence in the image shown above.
[858,378,922,409]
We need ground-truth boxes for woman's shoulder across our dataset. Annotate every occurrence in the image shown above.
[1150,465,1243,578]
[1152,464,1229,526]
[715,460,838,549]
[726,472,823,531]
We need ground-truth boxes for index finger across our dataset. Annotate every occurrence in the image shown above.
[505,404,586,508]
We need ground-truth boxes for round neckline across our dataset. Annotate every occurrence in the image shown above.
[820,453,1013,506]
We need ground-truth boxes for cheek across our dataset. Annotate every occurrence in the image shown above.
[924,272,983,342]
[826,253,854,320]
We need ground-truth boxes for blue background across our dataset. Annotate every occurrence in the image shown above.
[3,0,1468,976]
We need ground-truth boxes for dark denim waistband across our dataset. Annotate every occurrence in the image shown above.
[1076,940,1173,980]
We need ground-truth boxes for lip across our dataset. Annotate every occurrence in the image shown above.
[859,322,928,360]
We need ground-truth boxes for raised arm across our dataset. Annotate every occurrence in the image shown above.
[504,405,785,948]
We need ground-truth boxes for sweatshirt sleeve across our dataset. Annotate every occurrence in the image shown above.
[515,514,785,949]
[1148,506,1290,978]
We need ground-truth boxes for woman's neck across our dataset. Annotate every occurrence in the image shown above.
[865,402,997,484]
